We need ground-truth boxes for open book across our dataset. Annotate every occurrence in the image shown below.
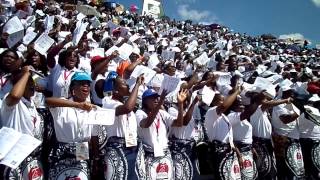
[0,127,41,169]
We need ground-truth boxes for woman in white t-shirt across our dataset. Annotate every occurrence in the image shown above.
[205,86,242,180]
[227,96,258,180]
[271,87,305,179]
[250,91,291,179]
[299,96,320,179]
[135,88,188,180]
[99,71,144,180]
[46,72,98,180]
[0,66,44,180]
[168,89,200,180]
[47,48,80,98]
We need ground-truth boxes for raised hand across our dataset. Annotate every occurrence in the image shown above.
[177,89,189,104]
[77,102,96,111]
[136,74,145,86]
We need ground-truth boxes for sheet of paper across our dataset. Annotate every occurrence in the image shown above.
[44,15,54,32]
[72,22,89,46]
[89,48,105,57]
[215,72,232,86]
[7,31,24,48]
[201,86,215,106]
[130,65,156,84]
[148,45,155,52]
[253,77,276,97]
[105,46,119,56]
[129,34,140,43]
[90,16,100,29]
[3,16,24,34]
[195,52,209,65]
[161,50,175,61]
[107,21,119,34]
[76,13,86,21]
[3,16,24,48]
[84,108,115,126]
[0,134,41,169]
[22,31,37,45]
[34,33,55,55]
[118,43,133,60]
[0,127,22,160]
[120,27,129,38]
[148,53,160,69]
[159,75,181,94]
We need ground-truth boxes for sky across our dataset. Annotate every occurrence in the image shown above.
[115,0,320,46]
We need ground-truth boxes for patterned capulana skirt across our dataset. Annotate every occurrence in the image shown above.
[252,137,277,179]
[300,138,320,179]
[210,140,242,180]
[139,143,174,180]
[0,147,44,180]
[272,133,305,179]
[48,142,90,180]
[234,142,258,180]
[169,138,199,180]
[101,136,142,180]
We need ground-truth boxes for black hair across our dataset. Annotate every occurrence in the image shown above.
[24,50,48,76]
[58,48,80,68]
[0,49,20,73]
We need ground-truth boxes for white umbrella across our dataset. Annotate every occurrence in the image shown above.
[76,5,101,17]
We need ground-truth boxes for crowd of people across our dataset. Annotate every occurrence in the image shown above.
[0,0,320,179]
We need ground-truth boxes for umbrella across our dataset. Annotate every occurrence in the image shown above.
[130,4,138,13]
[76,5,101,17]
[261,34,277,40]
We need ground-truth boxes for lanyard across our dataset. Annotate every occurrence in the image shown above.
[0,76,9,88]
[155,115,161,137]
[64,70,73,81]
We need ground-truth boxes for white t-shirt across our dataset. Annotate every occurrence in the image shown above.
[102,97,137,140]
[91,74,105,105]
[228,112,253,144]
[272,103,300,139]
[205,107,233,143]
[136,109,174,150]
[168,107,201,141]
[250,106,272,139]
[299,113,320,140]
[48,64,77,98]
[49,99,97,143]
[1,94,43,140]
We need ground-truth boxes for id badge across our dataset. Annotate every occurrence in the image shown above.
[125,131,137,147]
[61,86,69,98]
[76,142,89,161]
[154,140,164,157]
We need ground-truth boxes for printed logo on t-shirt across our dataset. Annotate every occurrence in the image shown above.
[28,167,42,180]
[156,163,169,179]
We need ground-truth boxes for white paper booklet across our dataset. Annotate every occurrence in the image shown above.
[0,127,41,169]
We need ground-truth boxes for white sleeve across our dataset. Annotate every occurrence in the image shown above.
[160,110,176,127]
[136,110,148,127]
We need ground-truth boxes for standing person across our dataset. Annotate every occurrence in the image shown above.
[205,87,243,180]
[99,72,144,180]
[168,89,200,180]
[47,48,80,98]
[0,49,23,101]
[272,87,305,179]
[250,91,292,180]
[46,72,99,180]
[227,96,258,180]
[135,88,188,180]
[0,66,44,180]
[299,95,320,179]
